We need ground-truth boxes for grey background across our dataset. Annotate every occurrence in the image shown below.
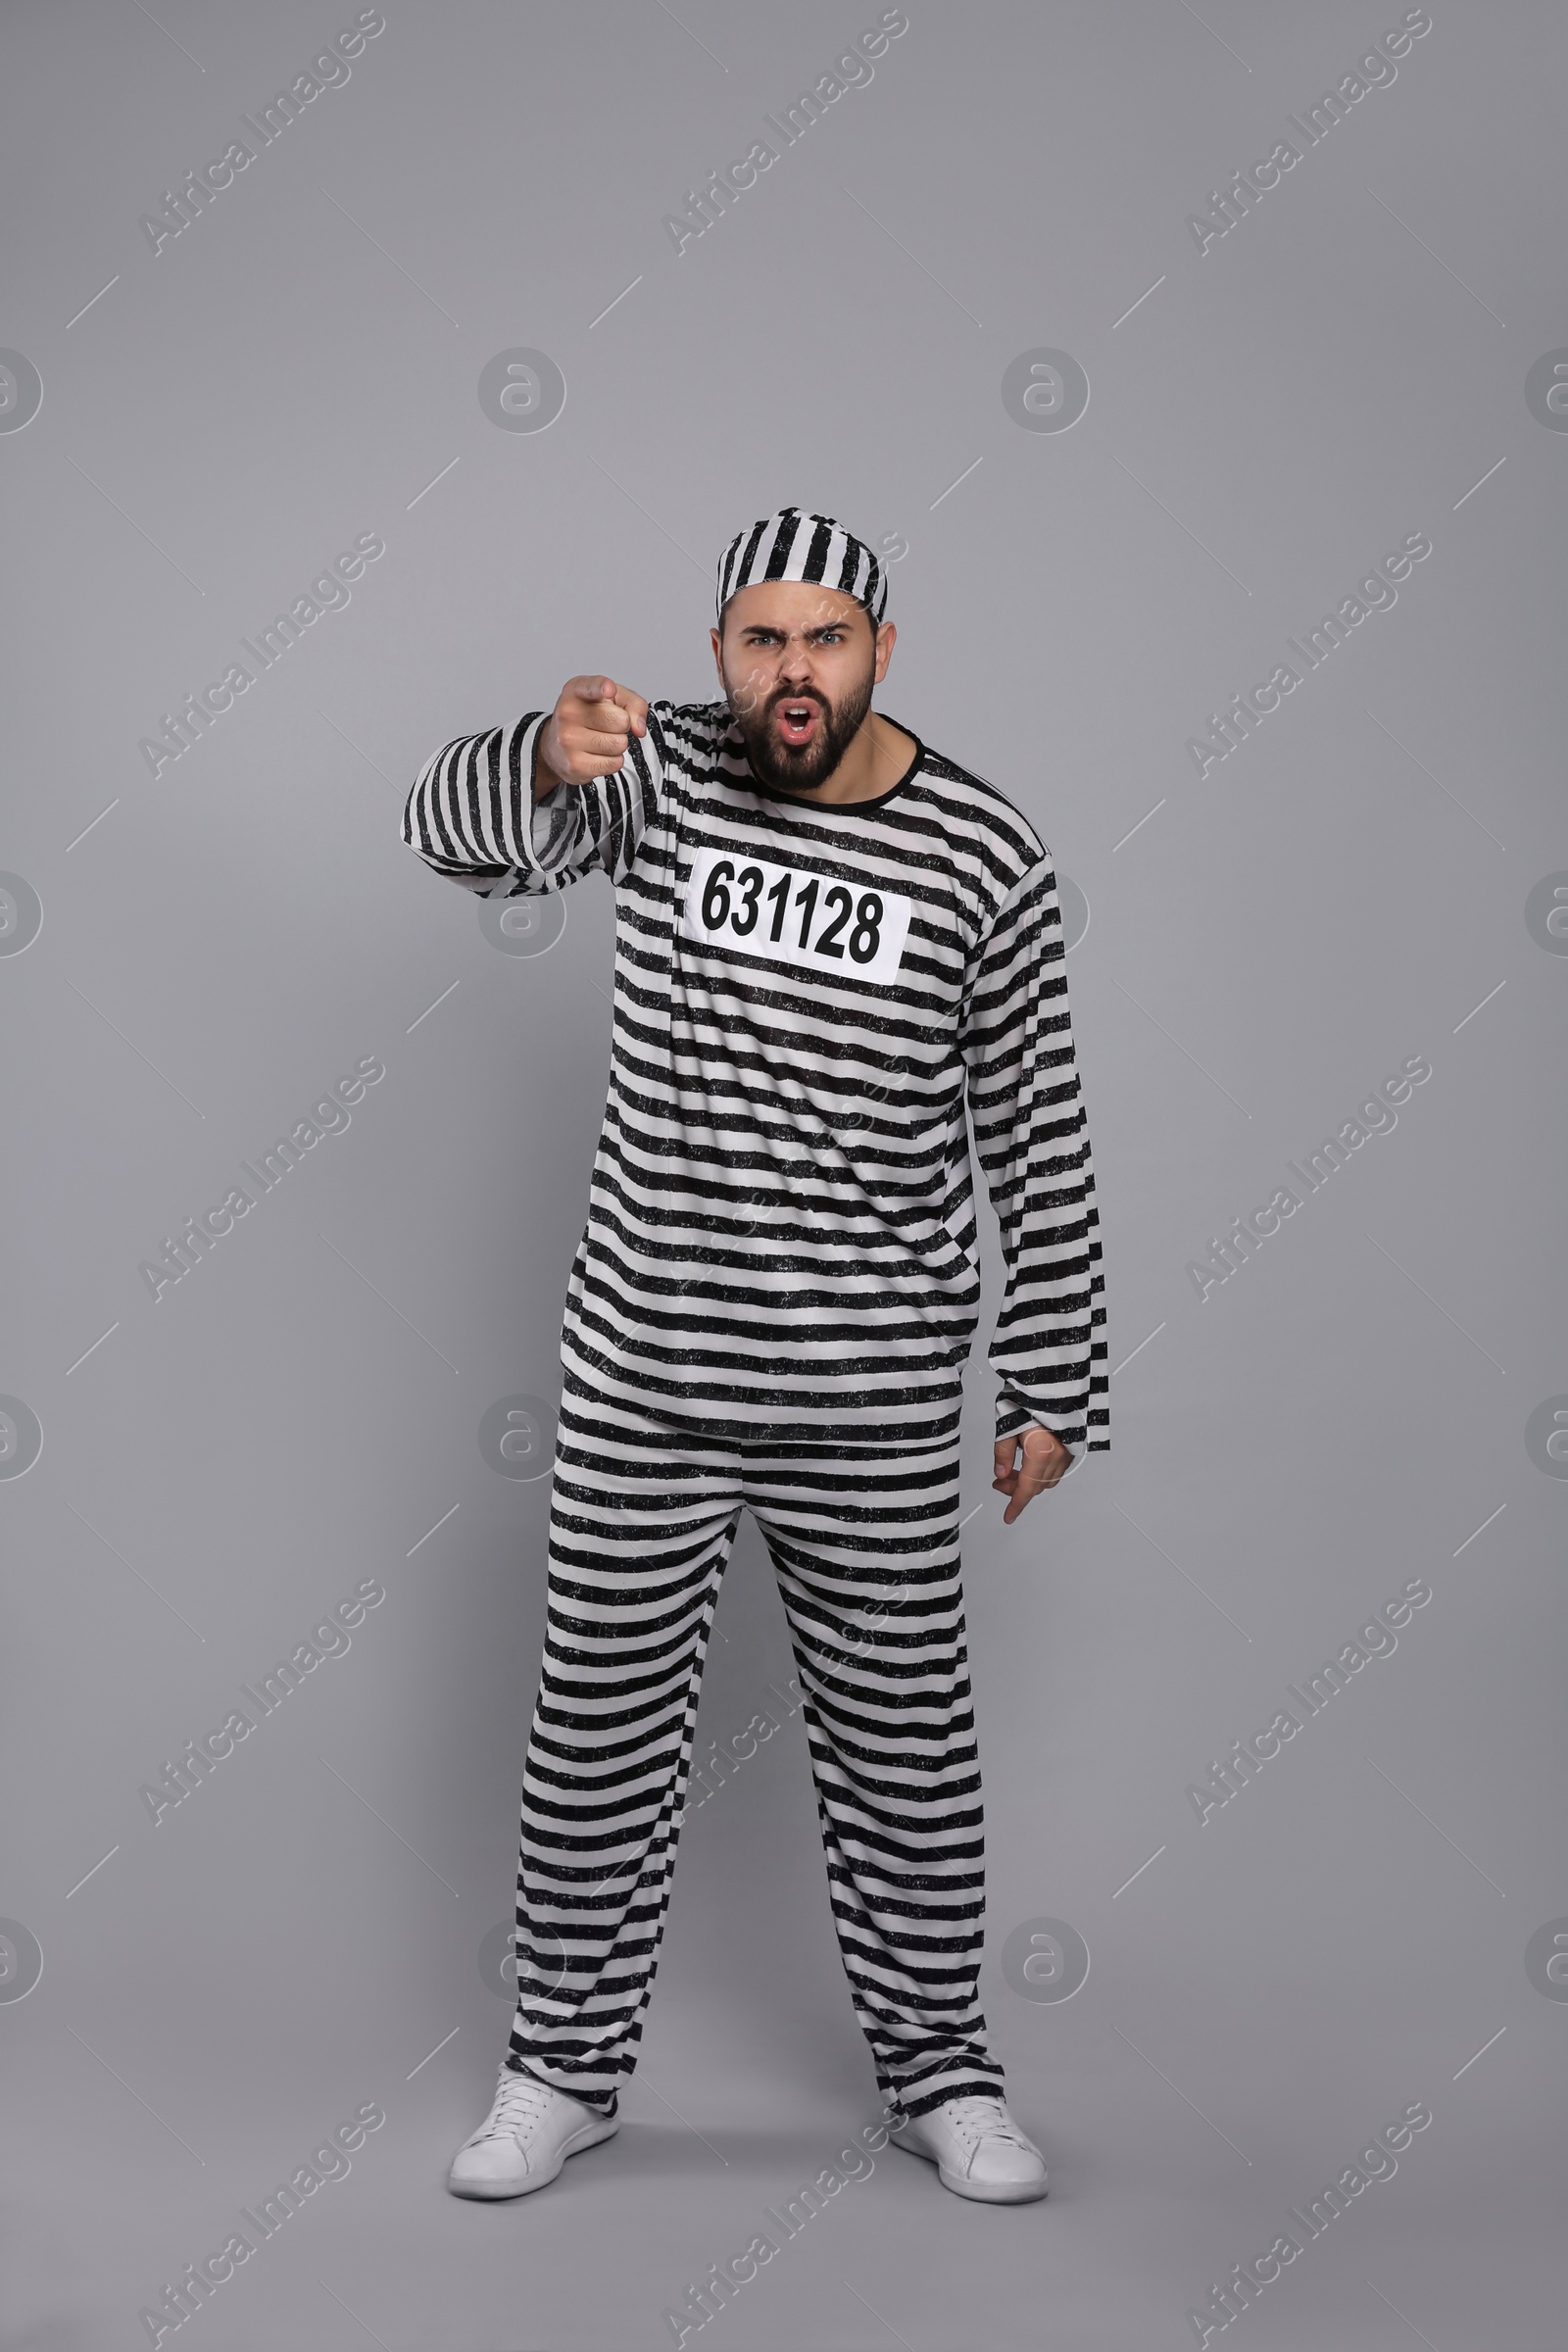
[2,3,1563,2345]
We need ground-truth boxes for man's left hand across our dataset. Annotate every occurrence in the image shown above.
[992,1425,1072,1523]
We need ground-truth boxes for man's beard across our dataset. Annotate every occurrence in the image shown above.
[723,664,875,796]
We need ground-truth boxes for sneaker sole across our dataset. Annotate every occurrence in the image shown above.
[888,2127,1048,2204]
[933,2167,1048,2204]
[447,2114,618,2200]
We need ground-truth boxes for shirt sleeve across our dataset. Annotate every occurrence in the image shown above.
[959,856,1108,1456]
[400,703,671,897]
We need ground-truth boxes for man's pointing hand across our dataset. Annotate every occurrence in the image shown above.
[992,1424,1072,1523]
[536,675,650,796]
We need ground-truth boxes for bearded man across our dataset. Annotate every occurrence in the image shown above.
[401,506,1108,2207]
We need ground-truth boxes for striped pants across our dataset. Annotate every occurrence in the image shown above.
[505,1385,1005,2123]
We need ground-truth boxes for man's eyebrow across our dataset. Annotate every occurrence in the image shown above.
[736,617,854,638]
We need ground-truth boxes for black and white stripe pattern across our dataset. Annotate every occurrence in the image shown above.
[504,1387,1002,2121]
[402,697,1107,1452]
[715,506,888,625]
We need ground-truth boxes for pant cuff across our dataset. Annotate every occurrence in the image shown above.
[886,2068,1006,2125]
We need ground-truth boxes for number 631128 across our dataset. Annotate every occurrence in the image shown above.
[679,846,912,986]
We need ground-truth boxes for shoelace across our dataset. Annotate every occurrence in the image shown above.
[472,2070,555,2145]
[942,2096,1032,2152]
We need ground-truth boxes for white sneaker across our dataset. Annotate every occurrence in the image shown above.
[447,2063,618,2199]
[889,2094,1048,2203]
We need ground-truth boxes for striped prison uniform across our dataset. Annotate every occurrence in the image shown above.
[402,698,1108,2118]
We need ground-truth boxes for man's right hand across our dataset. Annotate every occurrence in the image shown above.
[535,676,649,797]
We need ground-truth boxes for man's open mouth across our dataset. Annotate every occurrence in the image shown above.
[774,699,821,746]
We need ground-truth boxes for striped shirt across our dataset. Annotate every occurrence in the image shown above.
[402,699,1108,1452]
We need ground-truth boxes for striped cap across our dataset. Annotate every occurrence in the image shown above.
[715,507,888,628]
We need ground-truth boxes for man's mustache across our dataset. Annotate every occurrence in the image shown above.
[730,684,829,720]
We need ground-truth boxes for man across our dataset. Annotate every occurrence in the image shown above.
[401,506,1107,2207]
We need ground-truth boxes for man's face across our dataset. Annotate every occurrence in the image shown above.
[710,580,894,794]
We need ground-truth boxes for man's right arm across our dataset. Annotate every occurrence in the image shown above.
[401,676,662,896]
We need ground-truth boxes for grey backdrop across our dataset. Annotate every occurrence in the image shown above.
[2,3,1563,2346]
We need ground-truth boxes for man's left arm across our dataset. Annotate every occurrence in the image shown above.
[959,858,1108,1521]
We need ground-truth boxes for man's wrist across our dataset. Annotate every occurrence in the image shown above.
[995,1395,1034,1441]
[998,1410,1075,1458]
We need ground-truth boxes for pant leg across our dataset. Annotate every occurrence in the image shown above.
[507,1390,741,2112]
[744,1435,1005,2123]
